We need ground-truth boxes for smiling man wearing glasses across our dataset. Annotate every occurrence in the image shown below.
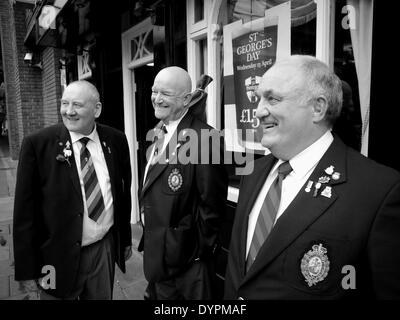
[138,66,228,300]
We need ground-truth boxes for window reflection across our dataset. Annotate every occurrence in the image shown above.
[222,0,317,187]
[333,0,363,151]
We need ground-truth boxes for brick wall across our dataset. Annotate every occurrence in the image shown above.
[0,2,54,159]
[0,0,20,159]
[42,47,62,127]
[13,2,43,145]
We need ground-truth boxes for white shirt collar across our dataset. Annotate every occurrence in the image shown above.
[69,124,100,145]
[274,130,334,180]
[163,109,188,135]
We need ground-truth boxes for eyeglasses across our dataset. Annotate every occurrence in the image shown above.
[151,90,188,100]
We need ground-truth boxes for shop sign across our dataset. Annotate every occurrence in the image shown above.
[38,5,60,30]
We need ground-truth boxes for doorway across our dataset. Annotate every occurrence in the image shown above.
[121,17,154,223]
[133,65,157,184]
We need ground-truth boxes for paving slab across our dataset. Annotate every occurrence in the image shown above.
[115,250,145,289]
[120,279,147,300]
[0,275,10,299]
[0,198,13,222]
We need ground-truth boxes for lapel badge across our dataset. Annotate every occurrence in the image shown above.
[313,182,322,197]
[305,181,313,193]
[168,168,183,192]
[65,140,71,148]
[102,141,111,154]
[318,176,330,184]
[324,165,334,175]
[300,243,330,287]
[170,143,182,159]
[321,186,332,198]
[332,172,340,180]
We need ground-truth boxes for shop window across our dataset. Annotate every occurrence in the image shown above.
[291,1,316,55]
[221,0,317,187]
[332,0,372,152]
[130,29,153,62]
[197,38,208,79]
[194,0,205,23]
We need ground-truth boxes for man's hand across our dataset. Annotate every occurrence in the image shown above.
[124,245,132,261]
[20,279,39,292]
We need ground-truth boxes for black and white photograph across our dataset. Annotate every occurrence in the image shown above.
[0,0,399,312]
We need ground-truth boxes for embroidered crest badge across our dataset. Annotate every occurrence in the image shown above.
[300,243,330,287]
[168,168,183,192]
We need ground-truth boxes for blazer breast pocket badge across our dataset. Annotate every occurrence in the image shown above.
[300,243,330,287]
[168,168,183,192]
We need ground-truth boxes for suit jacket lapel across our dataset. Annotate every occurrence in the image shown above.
[237,155,277,277]
[140,112,195,198]
[57,125,81,198]
[243,137,348,282]
[97,124,116,202]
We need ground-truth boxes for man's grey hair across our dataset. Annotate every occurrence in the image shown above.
[277,55,343,126]
[68,80,100,103]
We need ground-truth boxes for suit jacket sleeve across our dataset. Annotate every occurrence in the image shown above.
[13,136,44,280]
[195,129,228,259]
[119,133,132,248]
[368,179,400,298]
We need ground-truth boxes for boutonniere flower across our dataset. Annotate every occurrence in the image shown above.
[56,140,72,167]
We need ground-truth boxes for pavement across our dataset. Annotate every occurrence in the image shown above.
[0,135,147,300]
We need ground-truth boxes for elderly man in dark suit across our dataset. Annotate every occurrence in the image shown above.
[139,66,228,300]
[13,80,132,299]
[224,55,400,299]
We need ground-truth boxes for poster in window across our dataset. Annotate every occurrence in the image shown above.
[232,26,277,145]
[223,2,291,153]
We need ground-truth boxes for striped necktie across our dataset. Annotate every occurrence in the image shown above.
[151,124,167,165]
[80,137,105,222]
[246,161,293,273]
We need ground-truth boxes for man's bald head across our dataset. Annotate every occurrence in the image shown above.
[151,66,192,124]
[154,66,192,94]
[67,80,100,103]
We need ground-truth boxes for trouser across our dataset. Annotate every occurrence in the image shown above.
[39,231,115,300]
[145,259,215,300]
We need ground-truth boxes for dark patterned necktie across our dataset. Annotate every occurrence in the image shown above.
[80,137,105,222]
[151,124,167,165]
[246,161,293,273]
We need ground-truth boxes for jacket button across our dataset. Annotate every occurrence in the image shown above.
[78,212,83,217]
[76,241,81,246]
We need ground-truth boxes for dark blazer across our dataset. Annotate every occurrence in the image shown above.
[139,112,228,282]
[224,137,400,299]
[13,123,132,298]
